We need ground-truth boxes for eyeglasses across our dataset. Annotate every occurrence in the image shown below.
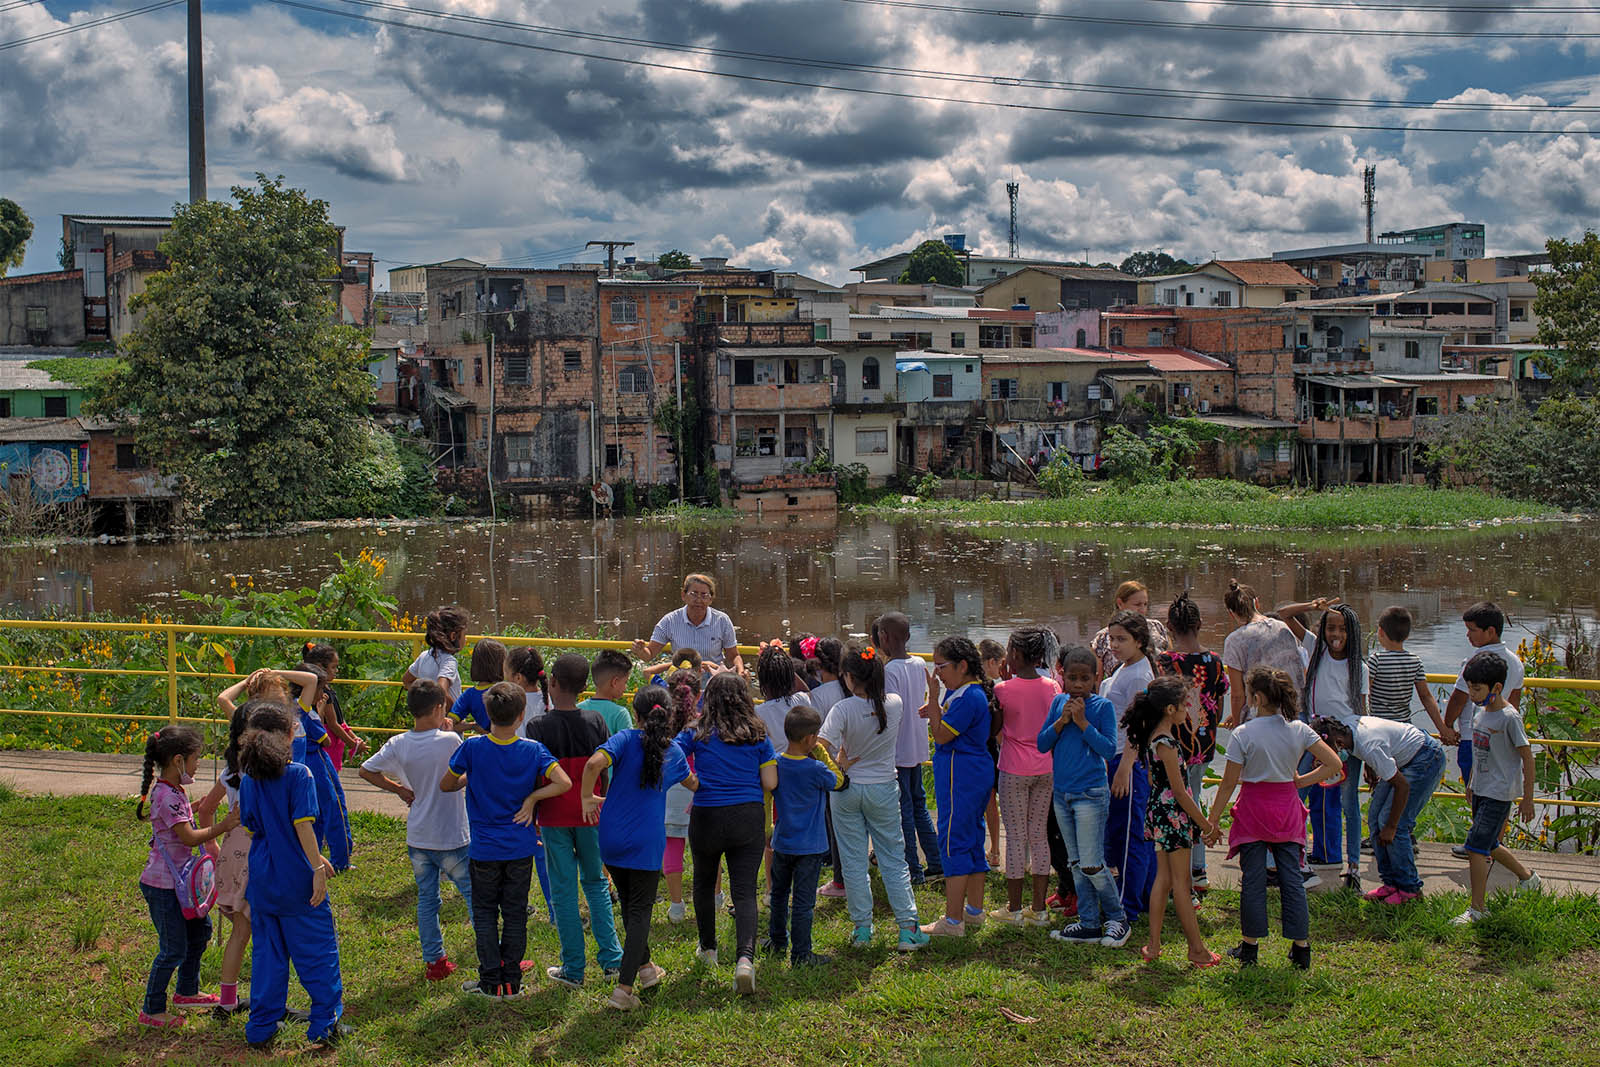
[932,661,951,670]
[685,590,713,601]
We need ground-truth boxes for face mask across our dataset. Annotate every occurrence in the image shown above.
[179,770,195,785]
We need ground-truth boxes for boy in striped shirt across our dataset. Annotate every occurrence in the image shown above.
[1366,607,1452,740]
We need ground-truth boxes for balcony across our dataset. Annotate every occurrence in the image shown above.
[704,321,817,347]
[729,382,833,410]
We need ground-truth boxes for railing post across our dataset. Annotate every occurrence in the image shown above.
[167,628,179,724]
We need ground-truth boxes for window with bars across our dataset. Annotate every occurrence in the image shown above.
[611,298,638,324]
[618,366,650,393]
[563,349,582,371]
[503,353,531,384]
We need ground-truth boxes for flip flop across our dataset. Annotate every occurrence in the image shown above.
[1190,951,1223,969]
[1138,946,1161,963]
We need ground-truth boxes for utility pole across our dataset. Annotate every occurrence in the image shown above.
[1363,165,1377,244]
[585,240,634,279]
[674,341,684,502]
[187,0,206,202]
[1006,182,1019,259]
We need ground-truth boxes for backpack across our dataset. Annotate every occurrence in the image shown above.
[152,783,219,920]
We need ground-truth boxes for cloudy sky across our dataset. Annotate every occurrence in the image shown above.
[3,0,1598,284]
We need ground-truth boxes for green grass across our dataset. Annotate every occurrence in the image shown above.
[3,795,1598,1066]
[856,482,1564,530]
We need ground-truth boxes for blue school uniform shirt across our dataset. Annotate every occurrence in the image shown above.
[240,762,320,916]
[771,753,842,856]
[595,729,691,870]
[289,697,322,765]
[936,684,993,765]
[447,734,559,861]
[1036,693,1119,795]
[451,685,492,731]
[674,727,777,807]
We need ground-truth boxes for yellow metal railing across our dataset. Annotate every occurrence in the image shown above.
[1,619,1598,809]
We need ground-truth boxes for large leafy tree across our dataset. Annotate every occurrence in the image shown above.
[897,239,966,286]
[1118,250,1196,277]
[1532,230,1600,391]
[92,176,373,529]
[0,198,33,277]
[657,248,693,270]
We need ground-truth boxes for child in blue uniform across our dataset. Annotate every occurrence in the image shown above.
[291,663,354,873]
[449,639,508,732]
[580,685,697,1011]
[768,703,846,966]
[921,636,996,937]
[236,700,346,1050]
[216,668,320,767]
[443,681,570,999]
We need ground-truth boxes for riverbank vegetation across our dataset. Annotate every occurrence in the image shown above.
[859,481,1561,530]
[1426,394,1600,512]
[3,789,1597,1067]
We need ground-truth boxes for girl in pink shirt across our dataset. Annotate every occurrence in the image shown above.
[988,627,1062,925]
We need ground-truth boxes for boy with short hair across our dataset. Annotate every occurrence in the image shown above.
[1366,606,1451,737]
[1450,651,1541,925]
[579,649,636,737]
[525,653,623,988]
[358,680,473,982]
[877,611,943,884]
[1444,602,1525,856]
[766,704,848,967]
[440,682,569,998]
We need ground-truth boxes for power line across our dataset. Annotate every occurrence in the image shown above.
[1067,0,1597,12]
[0,0,181,49]
[835,0,1600,37]
[289,0,1600,114]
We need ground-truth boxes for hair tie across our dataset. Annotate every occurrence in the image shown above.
[799,636,818,659]
[860,646,876,661]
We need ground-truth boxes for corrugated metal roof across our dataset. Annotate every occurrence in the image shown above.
[0,417,89,442]
[985,347,1112,364]
[1302,373,1407,388]
[717,346,836,358]
[1380,373,1505,383]
[1106,347,1231,373]
[1195,414,1298,430]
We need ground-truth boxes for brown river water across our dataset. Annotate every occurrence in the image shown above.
[4,517,1596,684]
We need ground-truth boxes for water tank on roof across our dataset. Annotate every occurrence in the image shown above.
[943,233,967,252]
[1012,300,1029,311]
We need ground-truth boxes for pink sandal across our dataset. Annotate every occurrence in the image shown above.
[1190,951,1223,969]
[1138,945,1161,963]
[138,1011,185,1030]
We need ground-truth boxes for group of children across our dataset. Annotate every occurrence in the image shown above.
[134,594,1547,1037]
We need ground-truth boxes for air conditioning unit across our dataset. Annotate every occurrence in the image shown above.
[1100,397,1115,412]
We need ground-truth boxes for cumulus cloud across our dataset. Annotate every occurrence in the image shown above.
[212,66,411,183]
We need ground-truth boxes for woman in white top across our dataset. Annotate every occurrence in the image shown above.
[818,646,929,953]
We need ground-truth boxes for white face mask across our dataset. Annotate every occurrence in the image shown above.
[179,770,195,785]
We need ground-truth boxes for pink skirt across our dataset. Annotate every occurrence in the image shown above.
[215,825,251,917]
[1226,781,1308,859]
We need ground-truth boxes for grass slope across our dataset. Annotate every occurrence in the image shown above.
[858,482,1562,530]
[3,792,1597,1067]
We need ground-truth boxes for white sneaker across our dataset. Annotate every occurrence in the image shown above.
[666,901,687,923]
[695,947,718,967]
[1450,908,1487,926]
[1516,871,1542,894]
[987,908,1025,926]
[1300,868,1323,890]
[733,958,756,995]
[1022,908,1052,928]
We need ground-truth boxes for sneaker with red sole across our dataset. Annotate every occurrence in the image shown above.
[1363,885,1396,902]
[171,993,221,1010]
[137,1011,185,1029]
[424,957,457,982]
[818,881,847,899]
[1045,893,1078,917]
[1384,889,1422,904]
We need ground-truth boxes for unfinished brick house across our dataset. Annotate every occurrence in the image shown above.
[596,279,698,489]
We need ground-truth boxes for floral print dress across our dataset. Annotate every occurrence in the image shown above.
[1144,736,1202,852]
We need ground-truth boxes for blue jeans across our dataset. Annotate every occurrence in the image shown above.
[768,850,827,961]
[140,880,211,1014]
[542,826,621,981]
[1054,788,1123,932]
[1184,763,1208,876]
[831,780,920,928]
[409,844,472,964]
[1304,751,1360,866]
[1369,740,1445,892]
[896,765,943,880]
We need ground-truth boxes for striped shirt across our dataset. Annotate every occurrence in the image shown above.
[1366,648,1426,722]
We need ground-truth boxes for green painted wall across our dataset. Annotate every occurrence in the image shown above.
[0,388,84,418]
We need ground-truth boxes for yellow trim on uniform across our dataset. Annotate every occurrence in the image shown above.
[597,751,614,768]
[759,759,778,769]
[293,815,315,825]
[779,752,809,760]
[486,732,521,745]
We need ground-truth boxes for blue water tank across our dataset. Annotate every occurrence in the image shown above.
[943,233,967,252]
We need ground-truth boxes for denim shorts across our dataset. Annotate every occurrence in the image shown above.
[1464,795,1513,856]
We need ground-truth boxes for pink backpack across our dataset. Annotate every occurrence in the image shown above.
[153,784,218,920]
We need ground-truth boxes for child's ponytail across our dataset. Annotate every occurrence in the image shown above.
[634,685,675,789]
[221,705,251,790]
[842,644,888,734]
[665,668,701,734]
[1246,666,1302,721]
[1122,676,1187,760]
[136,726,203,820]
[239,701,296,781]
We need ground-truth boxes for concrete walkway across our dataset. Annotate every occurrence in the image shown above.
[4,750,1597,898]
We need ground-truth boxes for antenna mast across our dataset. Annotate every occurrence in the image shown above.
[1006,182,1019,259]
[1363,165,1376,244]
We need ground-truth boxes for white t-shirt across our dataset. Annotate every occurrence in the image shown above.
[755,694,807,750]
[408,648,461,704]
[808,679,845,718]
[1452,642,1525,734]
[886,655,930,767]
[1229,714,1321,783]
[820,693,903,785]
[1351,716,1430,780]
[360,728,471,851]
[517,690,547,738]
[1306,652,1361,724]
[1099,656,1154,751]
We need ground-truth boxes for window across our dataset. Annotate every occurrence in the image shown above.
[115,443,148,470]
[861,357,880,390]
[668,299,679,310]
[1376,342,1387,353]
[547,284,566,303]
[1404,341,1421,359]
[610,298,637,324]
[736,428,756,456]
[757,429,777,457]
[1215,291,1232,307]
[978,325,1010,348]
[1417,396,1440,415]
[563,349,581,371]
[474,358,483,386]
[1049,381,1067,403]
[1147,329,1163,345]
[619,366,650,393]
[0,398,8,417]
[814,322,830,341]
[1075,328,1088,347]
[43,396,68,417]
[734,359,755,386]
[504,353,531,384]
[784,359,800,385]
[856,332,873,340]
[1162,289,1178,305]
[1109,327,1124,346]
[990,378,1019,399]
[964,363,974,373]
[504,434,534,478]
[605,444,622,467]
[855,428,889,455]
[1257,442,1276,463]
[784,426,808,459]
[1015,326,1033,347]
[932,374,954,398]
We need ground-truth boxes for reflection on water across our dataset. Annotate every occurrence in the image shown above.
[4,519,1597,679]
